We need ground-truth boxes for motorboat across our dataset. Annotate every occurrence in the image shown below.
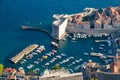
[56,55,62,59]
[83,52,89,56]
[52,50,57,53]
[32,52,38,55]
[20,61,25,64]
[36,45,45,53]
[72,62,75,64]
[51,41,58,48]
[99,47,104,50]
[61,53,66,56]
[45,62,50,66]
[34,61,39,64]
[62,38,66,41]
[27,64,34,69]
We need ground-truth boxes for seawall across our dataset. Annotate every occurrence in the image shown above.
[20,25,52,38]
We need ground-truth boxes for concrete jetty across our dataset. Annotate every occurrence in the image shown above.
[10,44,39,64]
[20,25,52,38]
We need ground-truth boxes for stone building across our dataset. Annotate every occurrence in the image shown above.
[40,69,83,80]
[51,14,68,40]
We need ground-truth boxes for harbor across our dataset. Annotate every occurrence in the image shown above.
[0,0,120,79]
[8,32,116,74]
[7,5,120,79]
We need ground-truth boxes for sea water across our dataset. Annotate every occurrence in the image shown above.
[0,0,120,73]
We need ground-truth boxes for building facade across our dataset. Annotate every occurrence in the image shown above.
[40,69,83,80]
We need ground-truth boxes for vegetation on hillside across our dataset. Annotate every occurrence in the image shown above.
[0,64,4,75]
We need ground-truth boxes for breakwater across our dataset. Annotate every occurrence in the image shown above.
[20,25,52,38]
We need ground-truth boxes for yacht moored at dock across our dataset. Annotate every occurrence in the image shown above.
[10,44,39,64]
[51,41,58,48]
[36,45,45,53]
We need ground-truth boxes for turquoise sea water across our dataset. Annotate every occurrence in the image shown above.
[0,0,120,73]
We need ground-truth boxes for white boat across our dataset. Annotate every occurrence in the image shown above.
[95,40,100,42]
[18,67,24,71]
[100,44,105,47]
[51,41,58,48]
[99,47,103,50]
[100,56,107,59]
[72,37,76,41]
[36,49,41,53]
[51,59,55,62]
[75,58,82,63]
[36,45,45,53]
[49,61,53,63]
[46,53,52,56]
[20,61,25,64]
[32,52,38,55]
[91,47,94,50]
[52,50,57,54]
[74,65,81,70]
[72,62,75,64]
[79,58,82,61]
[56,55,62,59]
[27,64,34,69]
[75,60,79,63]
[45,62,50,66]
[66,58,70,62]
[83,52,89,56]
[34,61,39,64]
[90,52,103,57]
[61,53,66,56]
[53,57,57,60]
[62,38,66,41]
[37,45,45,50]
[69,56,74,59]
[88,59,92,62]
[21,59,27,62]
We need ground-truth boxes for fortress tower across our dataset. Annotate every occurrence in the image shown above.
[51,14,68,40]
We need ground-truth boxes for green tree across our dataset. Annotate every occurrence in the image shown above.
[0,64,4,75]
[29,70,34,76]
[52,64,61,70]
